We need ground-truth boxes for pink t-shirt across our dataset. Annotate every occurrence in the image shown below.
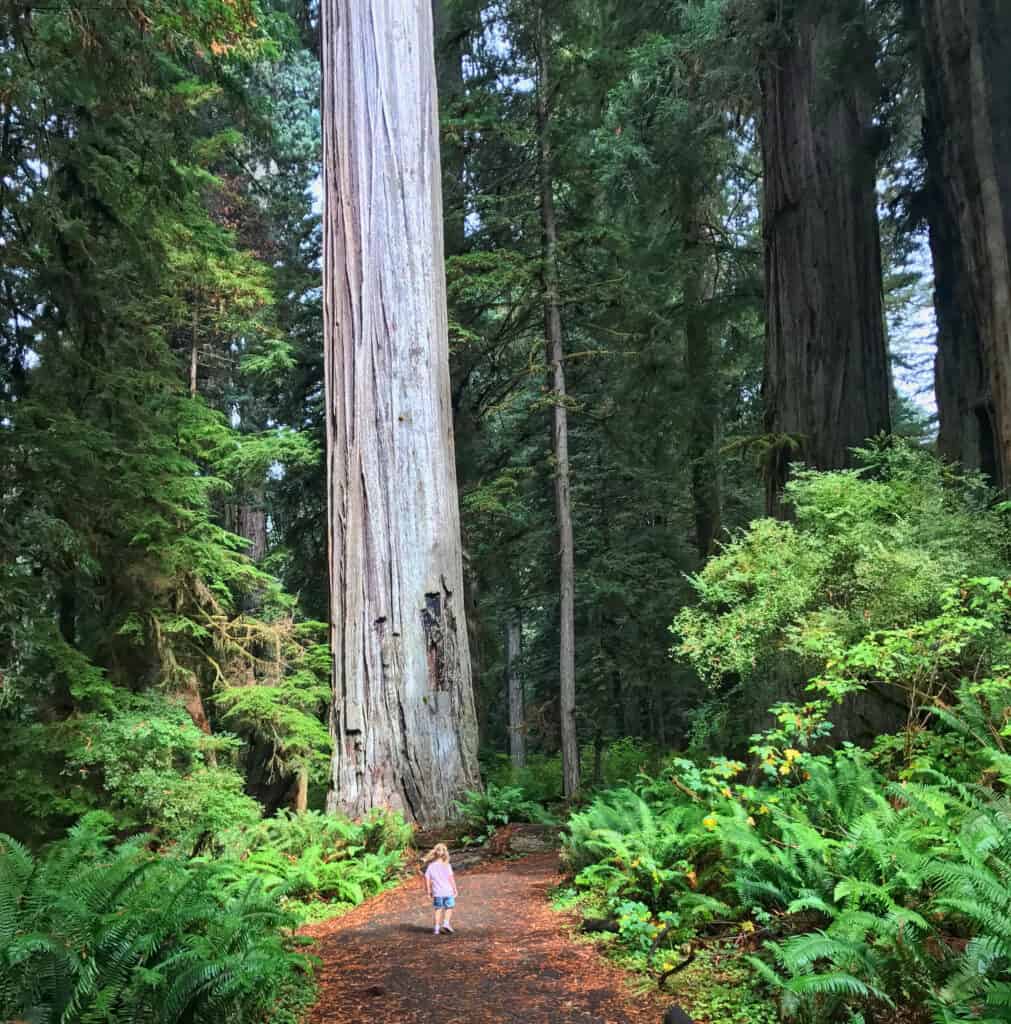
[424,859,456,897]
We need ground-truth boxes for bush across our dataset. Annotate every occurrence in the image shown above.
[484,753,565,804]
[212,808,411,919]
[456,783,555,843]
[0,815,315,1024]
[674,445,1010,746]
[2,693,262,849]
[566,672,1011,1022]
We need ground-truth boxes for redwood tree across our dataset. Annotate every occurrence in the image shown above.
[320,0,480,824]
[919,0,1011,489]
[759,1,892,514]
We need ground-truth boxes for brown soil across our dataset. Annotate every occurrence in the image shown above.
[304,852,667,1024]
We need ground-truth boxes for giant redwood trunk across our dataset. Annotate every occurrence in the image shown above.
[920,0,1011,488]
[914,2,998,481]
[760,2,891,515]
[321,0,480,825]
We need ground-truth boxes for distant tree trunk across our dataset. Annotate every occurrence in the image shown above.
[462,546,487,741]
[293,769,309,814]
[505,611,525,769]
[321,0,481,825]
[189,301,199,398]
[537,6,579,799]
[432,0,467,259]
[759,2,891,515]
[682,200,721,557]
[622,680,641,738]
[920,0,1011,488]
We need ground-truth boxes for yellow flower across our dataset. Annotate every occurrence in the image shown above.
[721,787,733,798]
[779,763,791,776]
[759,804,770,815]
[702,815,718,830]
[741,920,756,933]
[784,748,801,761]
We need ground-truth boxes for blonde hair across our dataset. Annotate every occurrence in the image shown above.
[423,842,450,865]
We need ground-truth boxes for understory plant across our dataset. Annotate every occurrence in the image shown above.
[0,815,315,1024]
[211,808,412,920]
[456,782,555,843]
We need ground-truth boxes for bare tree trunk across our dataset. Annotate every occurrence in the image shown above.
[293,769,309,814]
[921,0,1011,488]
[505,611,525,769]
[189,301,199,398]
[321,0,481,825]
[682,199,721,557]
[431,0,467,259]
[537,6,579,800]
[759,2,891,515]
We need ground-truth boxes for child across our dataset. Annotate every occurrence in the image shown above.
[423,843,458,935]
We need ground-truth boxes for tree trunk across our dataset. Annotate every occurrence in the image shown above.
[759,2,891,515]
[914,3,998,481]
[537,6,579,799]
[920,0,1011,488]
[622,680,641,738]
[682,201,721,557]
[505,611,525,769]
[293,769,309,814]
[189,300,199,398]
[431,0,467,259]
[320,0,481,825]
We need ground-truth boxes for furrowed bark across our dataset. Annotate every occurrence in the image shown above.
[920,0,1011,488]
[759,2,891,515]
[321,0,480,825]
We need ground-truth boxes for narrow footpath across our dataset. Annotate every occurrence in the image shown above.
[305,852,667,1024]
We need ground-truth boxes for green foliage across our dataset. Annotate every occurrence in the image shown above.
[485,754,566,804]
[1,693,261,846]
[0,816,314,1024]
[567,671,1011,1021]
[212,809,412,920]
[675,445,1008,692]
[664,947,779,1024]
[456,783,555,843]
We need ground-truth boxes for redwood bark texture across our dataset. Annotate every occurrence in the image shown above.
[537,7,579,800]
[920,0,1011,488]
[321,0,480,825]
[759,3,891,515]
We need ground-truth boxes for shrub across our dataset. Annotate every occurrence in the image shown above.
[211,807,411,919]
[455,783,554,843]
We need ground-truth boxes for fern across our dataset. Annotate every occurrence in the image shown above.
[0,822,314,1024]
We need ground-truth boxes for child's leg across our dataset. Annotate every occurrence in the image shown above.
[443,907,453,928]
[433,907,444,931]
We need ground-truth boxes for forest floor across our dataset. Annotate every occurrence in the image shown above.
[303,850,668,1024]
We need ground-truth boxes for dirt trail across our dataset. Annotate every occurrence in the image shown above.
[305,852,666,1024]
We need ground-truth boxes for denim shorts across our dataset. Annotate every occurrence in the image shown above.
[433,895,455,909]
